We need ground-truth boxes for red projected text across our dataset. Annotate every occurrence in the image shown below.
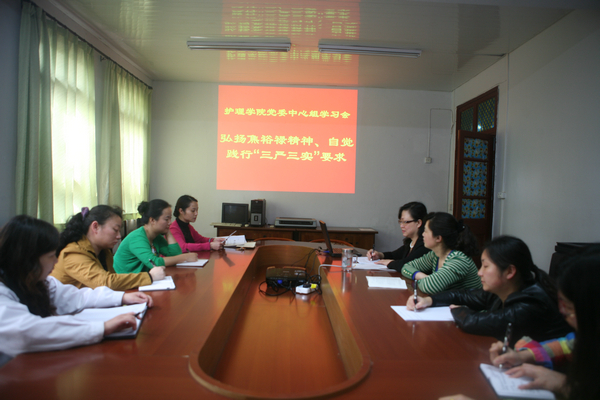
[217,86,357,193]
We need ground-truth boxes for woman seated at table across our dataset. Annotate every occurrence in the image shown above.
[51,205,165,290]
[487,245,599,400]
[170,195,225,252]
[366,201,431,272]
[0,215,152,357]
[408,235,572,344]
[400,212,481,294]
[114,199,198,274]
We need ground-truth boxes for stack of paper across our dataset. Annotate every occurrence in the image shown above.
[366,276,407,289]
[139,276,175,291]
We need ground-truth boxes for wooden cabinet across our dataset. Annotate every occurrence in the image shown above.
[213,224,378,249]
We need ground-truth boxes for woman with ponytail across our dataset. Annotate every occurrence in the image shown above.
[408,235,572,344]
[51,205,165,290]
[114,199,198,274]
[400,212,481,294]
[0,216,152,356]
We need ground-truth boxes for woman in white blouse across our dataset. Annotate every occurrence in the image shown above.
[0,215,152,357]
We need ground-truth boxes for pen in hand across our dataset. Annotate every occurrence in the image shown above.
[498,322,512,370]
[413,280,419,311]
[148,258,158,268]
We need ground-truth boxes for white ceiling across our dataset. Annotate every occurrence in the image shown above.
[43,0,598,91]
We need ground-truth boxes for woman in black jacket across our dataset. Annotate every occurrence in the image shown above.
[407,235,572,345]
[366,201,431,272]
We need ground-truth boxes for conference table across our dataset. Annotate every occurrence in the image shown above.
[0,242,498,399]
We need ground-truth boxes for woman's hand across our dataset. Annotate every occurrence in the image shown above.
[149,266,166,282]
[375,259,391,266]
[164,229,177,244]
[414,272,429,280]
[367,249,382,261]
[210,238,226,251]
[406,295,432,311]
[506,364,567,393]
[104,313,137,336]
[184,252,198,262]
[489,341,532,368]
[123,292,153,308]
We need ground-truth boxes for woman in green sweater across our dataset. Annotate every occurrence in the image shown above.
[401,212,481,294]
[114,199,198,274]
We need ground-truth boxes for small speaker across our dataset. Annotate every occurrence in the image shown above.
[250,199,266,226]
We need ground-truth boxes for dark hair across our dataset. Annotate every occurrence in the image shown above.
[0,215,59,317]
[558,244,600,400]
[398,202,428,243]
[483,235,557,299]
[424,212,479,257]
[173,195,198,218]
[57,205,123,255]
[138,199,171,225]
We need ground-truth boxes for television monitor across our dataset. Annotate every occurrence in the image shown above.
[221,203,249,224]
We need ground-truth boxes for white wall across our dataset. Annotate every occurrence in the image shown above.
[454,10,600,270]
[151,84,452,251]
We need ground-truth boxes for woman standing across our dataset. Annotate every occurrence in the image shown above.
[401,212,481,294]
[0,215,152,357]
[114,199,198,274]
[366,202,431,272]
[52,205,165,290]
[170,195,225,252]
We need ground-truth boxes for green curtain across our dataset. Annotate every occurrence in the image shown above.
[16,2,152,223]
[16,2,53,221]
[97,59,123,207]
[117,68,152,216]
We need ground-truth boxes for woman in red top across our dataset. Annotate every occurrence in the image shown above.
[169,195,225,252]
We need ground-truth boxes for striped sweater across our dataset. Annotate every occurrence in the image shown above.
[401,250,482,294]
[516,332,576,370]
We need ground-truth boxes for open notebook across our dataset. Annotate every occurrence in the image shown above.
[479,363,555,399]
[72,303,148,339]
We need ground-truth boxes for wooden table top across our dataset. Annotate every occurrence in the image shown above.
[0,244,497,400]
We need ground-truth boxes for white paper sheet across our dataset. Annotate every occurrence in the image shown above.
[366,276,407,289]
[139,276,175,291]
[352,257,390,270]
[390,305,454,321]
[479,363,555,399]
[176,259,209,267]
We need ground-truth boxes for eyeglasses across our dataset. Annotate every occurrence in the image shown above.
[398,219,417,226]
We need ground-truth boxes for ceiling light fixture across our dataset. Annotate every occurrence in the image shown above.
[318,43,421,58]
[187,37,291,52]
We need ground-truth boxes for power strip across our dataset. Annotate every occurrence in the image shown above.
[296,285,317,294]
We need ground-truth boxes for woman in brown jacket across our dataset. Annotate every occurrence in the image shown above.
[51,205,165,290]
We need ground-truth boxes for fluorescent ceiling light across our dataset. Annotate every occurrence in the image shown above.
[187,38,291,52]
[318,43,421,58]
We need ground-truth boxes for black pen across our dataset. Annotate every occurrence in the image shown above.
[413,280,419,310]
[148,258,158,268]
[498,322,512,370]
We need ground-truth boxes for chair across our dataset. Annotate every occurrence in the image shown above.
[310,238,354,247]
[253,237,295,244]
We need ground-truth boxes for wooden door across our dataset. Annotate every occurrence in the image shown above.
[453,88,498,250]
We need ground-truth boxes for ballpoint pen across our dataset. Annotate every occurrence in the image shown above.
[413,280,419,311]
[148,258,158,268]
[498,322,512,370]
